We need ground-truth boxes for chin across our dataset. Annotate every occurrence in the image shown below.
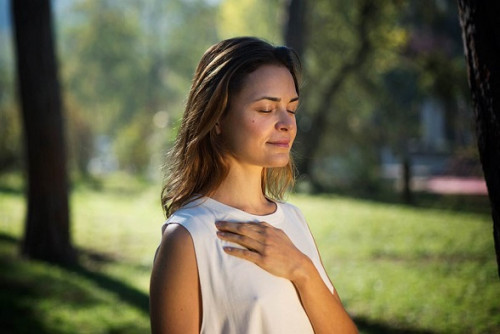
[265,158,290,168]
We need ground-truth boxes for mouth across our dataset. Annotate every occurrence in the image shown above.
[267,140,290,148]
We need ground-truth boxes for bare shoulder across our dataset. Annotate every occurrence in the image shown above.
[150,223,200,334]
[161,223,194,254]
[153,223,195,270]
[152,223,197,280]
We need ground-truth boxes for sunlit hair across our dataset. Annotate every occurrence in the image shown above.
[161,37,301,217]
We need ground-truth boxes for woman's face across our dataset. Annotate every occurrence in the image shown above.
[219,64,298,170]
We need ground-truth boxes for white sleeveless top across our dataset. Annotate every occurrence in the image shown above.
[161,197,334,334]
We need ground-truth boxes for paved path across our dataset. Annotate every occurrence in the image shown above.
[424,176,488,195]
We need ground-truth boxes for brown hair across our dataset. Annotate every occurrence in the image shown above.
[161,37,301,217]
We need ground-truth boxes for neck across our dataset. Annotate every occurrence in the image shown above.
[210,162,275,215]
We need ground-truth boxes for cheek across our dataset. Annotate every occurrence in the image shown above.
[224,117,260,150]
[290,120,298,141]
[242,116,263,134]
[250,119,272,142]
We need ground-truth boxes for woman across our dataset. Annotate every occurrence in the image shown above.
[150,37,358,334]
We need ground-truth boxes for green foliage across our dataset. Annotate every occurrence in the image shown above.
[294,0,473,189]
[65,94,94,178]
[54,0,221,176]
[114,112,154,174]
[0,102,22,173]
[217,0,284,43]
[0,183,498,333]
[61,0,147,133]
[1,0,476,187]
[295,0,412,188]
[0,25,21,173]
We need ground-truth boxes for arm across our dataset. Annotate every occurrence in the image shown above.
[150,224,201,334]
[215,221,357,334]
[292,256,358,334]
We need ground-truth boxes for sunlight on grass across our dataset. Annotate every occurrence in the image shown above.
[0,192,25,237]
[290,193,499,334]
[0,184,499,333]
[70,183,163,293]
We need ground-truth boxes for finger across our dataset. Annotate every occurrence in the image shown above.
[223,246,261,264]
[216,231,263,252]
[259,221,272,227]
[215,221,265,239]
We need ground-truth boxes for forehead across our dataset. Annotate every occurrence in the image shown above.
[236,64,298,101]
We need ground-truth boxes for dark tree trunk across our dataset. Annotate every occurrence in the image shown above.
[458,0,500,276]
[402,156,413,204]
[12,0,76,265]
[284,0,307,59]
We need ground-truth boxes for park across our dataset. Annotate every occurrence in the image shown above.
[1,0,499,333]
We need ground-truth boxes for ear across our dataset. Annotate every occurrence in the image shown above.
[215,121,221,135]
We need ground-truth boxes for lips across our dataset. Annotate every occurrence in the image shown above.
[267,140,290,148]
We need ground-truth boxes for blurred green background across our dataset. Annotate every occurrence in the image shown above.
[0,0,498,333]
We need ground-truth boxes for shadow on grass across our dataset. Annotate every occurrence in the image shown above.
[0,234,55,333]
[354,316,435,334]
[66,263,150,314]
[0,233,149,312]
[0,232,150,334]
[0,273,52,333]
[0,232,18,243]
[309,188,492,216]
[1,232,440,334]
[78,247,153,272]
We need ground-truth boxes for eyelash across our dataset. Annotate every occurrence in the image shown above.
[259,109,297,115]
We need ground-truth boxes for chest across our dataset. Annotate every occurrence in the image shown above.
[196,224,315,333]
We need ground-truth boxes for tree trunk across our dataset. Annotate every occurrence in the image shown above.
[284,0,307,59]
[458,0,500,276]
[402,156,413,204]
[295,0,376,182]
[12,0,76,265]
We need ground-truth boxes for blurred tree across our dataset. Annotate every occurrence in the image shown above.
[58,0,220,176]
[65,94,93,179]
[377,67,421,203]
[11,0,76,264]
[458,0,500,275]
[0,101,22,173]
[403,1,470,151]
[217,0,283,43]
[388,1,470,201]
[7,0,469,193]
[63,0,146,133]
[114,112,153,175]
[290,0,472,198]
[0,21,21,174]
[284,0,307,58]
[294,0,386,191]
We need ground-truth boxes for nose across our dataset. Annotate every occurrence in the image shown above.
[276,109,296,132]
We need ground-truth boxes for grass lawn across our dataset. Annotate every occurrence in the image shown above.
[0,177,499,333]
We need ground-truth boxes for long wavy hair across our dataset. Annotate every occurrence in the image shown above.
[161,37,301,217]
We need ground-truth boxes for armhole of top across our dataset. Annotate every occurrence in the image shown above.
[307,226,336,295]
[293,206,336,295]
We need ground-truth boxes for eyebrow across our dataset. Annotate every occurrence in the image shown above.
[253,96,299,103]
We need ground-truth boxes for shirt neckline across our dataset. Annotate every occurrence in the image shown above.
[200,196,283,221]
